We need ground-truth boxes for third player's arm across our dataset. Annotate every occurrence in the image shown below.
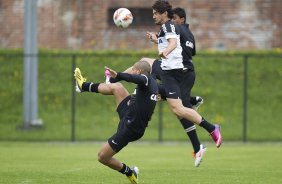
[116,73,148,86]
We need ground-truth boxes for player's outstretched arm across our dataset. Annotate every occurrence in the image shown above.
[105,66,147,86]
[117,73,148,86]
[106,58,156,84]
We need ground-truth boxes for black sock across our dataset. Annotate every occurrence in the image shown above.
[199,118,215,133]
[119,163,132,176]
[82,82,100,93]
[180,119,200,153]
[190,96,197,106]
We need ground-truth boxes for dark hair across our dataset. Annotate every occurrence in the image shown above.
[172,7,186,23]
[152,0,173,19]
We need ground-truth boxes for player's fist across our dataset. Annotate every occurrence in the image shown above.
[146,32,158,44]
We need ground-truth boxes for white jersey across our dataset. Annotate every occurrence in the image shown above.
[157,20,183,70]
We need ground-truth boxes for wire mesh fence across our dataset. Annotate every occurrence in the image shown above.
[0,53,281,142]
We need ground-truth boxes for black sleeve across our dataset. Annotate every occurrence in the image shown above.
[116,72,148,86]
[109,77,119,83]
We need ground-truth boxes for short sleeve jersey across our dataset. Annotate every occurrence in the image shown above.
[157,20,183,70]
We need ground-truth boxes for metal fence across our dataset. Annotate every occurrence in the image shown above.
[0,53,281,142]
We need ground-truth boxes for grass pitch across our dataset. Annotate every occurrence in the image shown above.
[0,142,281,184]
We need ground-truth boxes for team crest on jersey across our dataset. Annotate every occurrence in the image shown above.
[158,39,163,44]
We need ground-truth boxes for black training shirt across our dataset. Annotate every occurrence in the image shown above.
[178,24,196,66]
[115,73,159,132]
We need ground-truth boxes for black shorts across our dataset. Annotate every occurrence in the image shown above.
[180,67,195,108]
[108,95,144,153]
[116,95,131,120]
[152,60,183,99]
[151,59,163,80]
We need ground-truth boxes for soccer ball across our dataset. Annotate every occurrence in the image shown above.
[113,8,133,28]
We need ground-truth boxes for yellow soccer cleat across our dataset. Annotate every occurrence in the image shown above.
[126,166,139,184]
[74,68,86,92]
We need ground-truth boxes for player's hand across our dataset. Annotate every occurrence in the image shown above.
[159,51,167,59]
[104,66,117,78]
[146,32,158,44]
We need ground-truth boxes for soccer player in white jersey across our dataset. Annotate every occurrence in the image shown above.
[147,7,207,167]
[147,0,222,149]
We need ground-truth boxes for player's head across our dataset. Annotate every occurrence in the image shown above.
[132,60,151,75]
[172,7,186,24]
[152,0,173,25]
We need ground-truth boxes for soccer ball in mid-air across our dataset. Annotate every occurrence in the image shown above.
[113,8,133,28]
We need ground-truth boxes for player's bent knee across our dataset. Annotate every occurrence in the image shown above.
[97,151,109,164]
[111,83,128,96]
[110,83,123,92]
[97,151,103,163]
[111,82,124,90]
[170,106,185,118]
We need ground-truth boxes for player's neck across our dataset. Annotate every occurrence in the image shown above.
[161,17,170,24]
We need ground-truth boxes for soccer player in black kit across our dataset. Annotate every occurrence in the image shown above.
[145,0,222,158]
[74,60,158,184]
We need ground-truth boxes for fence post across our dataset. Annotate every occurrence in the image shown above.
[23,0,39,128]
[71,55,76,142]
[243,55,248,143]
[158,101,163,142]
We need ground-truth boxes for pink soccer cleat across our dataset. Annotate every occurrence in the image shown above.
[211,124,222,148]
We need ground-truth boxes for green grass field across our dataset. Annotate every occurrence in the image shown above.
[0,142,281,184]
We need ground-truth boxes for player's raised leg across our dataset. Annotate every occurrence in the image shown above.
[74,67,129,106]
[74,68,87,92]
[166,98,222,148]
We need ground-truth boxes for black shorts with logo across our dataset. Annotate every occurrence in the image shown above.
[152,60,183,99]
[108,95,144,153]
